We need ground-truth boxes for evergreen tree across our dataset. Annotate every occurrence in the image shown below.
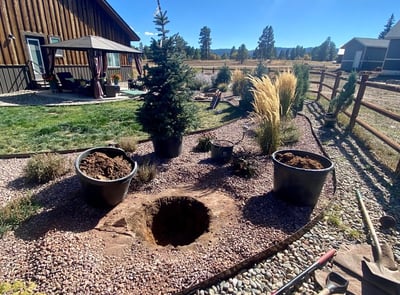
[312,37,336,61]
[175,35,188,57]
[255,25,275,60]
[230,46,237,59]
[290,48,296,60]
[139,0,198,142]
[237,44,249,64]
[221,53,229,59]
[199,26,212,60]
[379,14,395,39]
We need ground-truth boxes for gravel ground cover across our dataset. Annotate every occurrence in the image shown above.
[196,101,400,295]
[0,97,398,294]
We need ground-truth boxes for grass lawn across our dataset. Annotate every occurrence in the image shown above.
[0,100,243,154]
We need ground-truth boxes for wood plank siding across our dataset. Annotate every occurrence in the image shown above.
[0,0,139,94]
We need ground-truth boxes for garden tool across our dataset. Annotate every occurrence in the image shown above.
[270,248,336,295]
[315,244,398,295]
[317,271,349,295]
[356,190,400,289]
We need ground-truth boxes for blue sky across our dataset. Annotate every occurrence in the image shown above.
[107,0,398,50]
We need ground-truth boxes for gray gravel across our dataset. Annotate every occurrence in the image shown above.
[194,101,400,295]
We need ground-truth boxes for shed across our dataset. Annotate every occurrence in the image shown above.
[340,38,389,72]
[382,20,400,75]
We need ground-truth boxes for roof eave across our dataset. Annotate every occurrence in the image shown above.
[97,0,140,42]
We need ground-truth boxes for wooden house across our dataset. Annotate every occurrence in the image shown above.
[382,20,400,75]
[339,38,389,72]
[0,0,140,94]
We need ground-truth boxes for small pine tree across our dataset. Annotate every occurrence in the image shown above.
[293,63,310,113]
[214,65,231,86]
[328,72,357,117]
[138,1,198,140]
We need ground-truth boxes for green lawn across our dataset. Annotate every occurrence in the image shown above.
[0,100,242,154]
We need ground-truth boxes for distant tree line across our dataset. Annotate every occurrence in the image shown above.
[140,14,395,63]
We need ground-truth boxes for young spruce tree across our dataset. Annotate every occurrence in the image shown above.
[138,0,198,141]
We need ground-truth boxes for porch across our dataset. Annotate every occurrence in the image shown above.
[0,81,145,107]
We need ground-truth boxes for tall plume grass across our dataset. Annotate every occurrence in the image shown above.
[249,75,281,155]
[231,69,246,96]
[276,72,297,118]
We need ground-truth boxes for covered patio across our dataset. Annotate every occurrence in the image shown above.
[42,35,143,99]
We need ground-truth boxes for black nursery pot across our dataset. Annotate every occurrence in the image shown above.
[152,136,183,158]
[271,149,334,207]
[75,147,138,207]
[210,139,234,163]
[324,113,337,128]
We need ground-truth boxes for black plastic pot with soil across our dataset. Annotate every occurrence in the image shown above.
[75,146,138,207]
[272,149,334,207]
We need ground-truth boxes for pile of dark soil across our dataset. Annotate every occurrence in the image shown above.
[275,151,325,169]
[79,152,132,180]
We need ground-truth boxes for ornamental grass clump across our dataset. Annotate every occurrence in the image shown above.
[231,69,246,96]
[24,153,69,184]
[0,195,42,238]
[117,136,138,153]
[250,75,281,155]
[193,132,215,152]
[276,72,297,119]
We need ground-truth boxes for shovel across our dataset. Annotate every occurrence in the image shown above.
[317,271,349,295]
[271,249,336,294]
[356,190,400,288]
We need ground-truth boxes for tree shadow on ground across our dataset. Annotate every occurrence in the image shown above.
[242,192,313,234]
[306,101,399,218]
[192,159,233,191]
[14,175,111,241]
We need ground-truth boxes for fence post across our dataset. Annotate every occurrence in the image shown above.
[316,70,325,102]
[348,73,369,132]
[331,71,342,99]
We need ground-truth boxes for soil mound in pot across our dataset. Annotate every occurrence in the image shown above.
[79,152,133,180]
[275,151,324,169]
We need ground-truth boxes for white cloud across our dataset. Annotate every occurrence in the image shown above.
[145,32,156,36]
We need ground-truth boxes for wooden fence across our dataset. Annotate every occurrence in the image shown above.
[309,70,400,174]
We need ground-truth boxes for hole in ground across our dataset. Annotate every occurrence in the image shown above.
[148,196,210,246]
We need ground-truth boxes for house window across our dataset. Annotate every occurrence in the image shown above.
[49,36,63,58]
[107,53,120,68]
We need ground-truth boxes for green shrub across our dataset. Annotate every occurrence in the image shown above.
[0,195,41,238]
[238,79,254,113]
[253,61,269,78]
[117,136,138,153]
[214,65,231,86]
[23,153,69,184]
[193,132,215,152]
[188,72,213,91]
[231,153,258,179]
[293,63,310,113]
[328,71,357,117]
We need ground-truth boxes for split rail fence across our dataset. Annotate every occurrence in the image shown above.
[309,70,400,174]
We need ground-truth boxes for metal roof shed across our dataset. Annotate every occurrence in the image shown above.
[340,38,389,72]
[382,20,400,75]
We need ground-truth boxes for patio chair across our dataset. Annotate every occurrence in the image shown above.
[56,72,81,92]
